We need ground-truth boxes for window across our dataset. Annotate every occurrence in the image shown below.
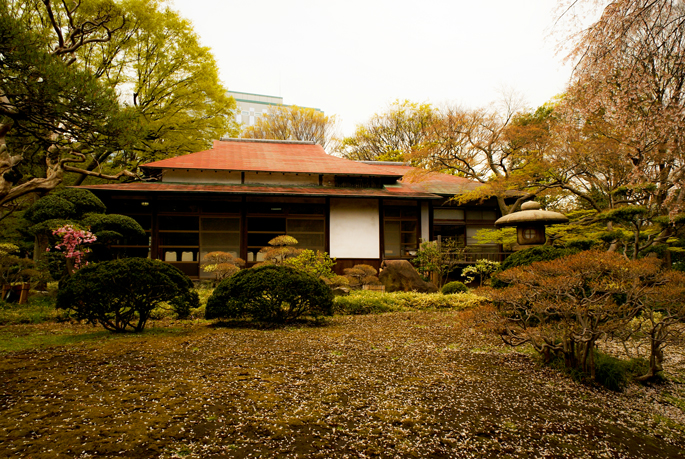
[199,217,241,278]
[434,208,465,221]
[159,216,200,269]
[246,203,325,262]
[384,206,418,258]
[465,210,497,221]
[433,225,465,246]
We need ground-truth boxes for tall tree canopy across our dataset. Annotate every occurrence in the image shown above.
[241,105,338,151]
[412,101,556,216]
[339,100,435,162]
[0,0,237,213]
[0,0,136,214]
[548,0,685,257]
[78,1,238,176]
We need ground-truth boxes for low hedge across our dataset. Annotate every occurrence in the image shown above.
[333,290,485,315]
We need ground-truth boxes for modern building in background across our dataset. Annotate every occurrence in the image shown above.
[227,91,323,126]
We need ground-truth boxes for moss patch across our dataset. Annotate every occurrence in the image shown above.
[0,309,683,458]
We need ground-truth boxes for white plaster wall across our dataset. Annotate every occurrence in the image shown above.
[163,169,241,184]
[421,201,430,242]
[329,198,380,259]
[244,172,318,186]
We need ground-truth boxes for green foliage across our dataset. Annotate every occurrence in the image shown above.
[412,238,464,288]
[101,3,238,169]
[0,0,134,203]
[471,228,517,252]
[461,259,500,287]
[282,249,336,280]
[81,213,146,242]
[593,352,629,392]
[24,189,106,224]
[442,281,468,295]
[340,100,435,161]
[547,351,649,392]
[0,294,65,325]
[333,290,485,315]
[205,265,333,323]
[56,258,198,332]
[0,243,39,286]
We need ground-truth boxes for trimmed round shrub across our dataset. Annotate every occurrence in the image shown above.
[24,188,106,223]
[442,281,468,294]
[205,265,333,323]
[56,258,198,332]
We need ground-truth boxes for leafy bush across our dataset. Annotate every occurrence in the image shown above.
[343,264,380,289]
[333,290,485,315]
[255,235,302,266]
[200,251,245,282]
[487,250,684,384]
[57,258,198,332]
[282,249,336,279]
[493,246,579,288]
[0,242,39,286]
[205,265,333,323]
[412,238,464,287]
[461,259,500,287]
[547,351,649,392]
[442,281,468,295]
[594,352,629,392]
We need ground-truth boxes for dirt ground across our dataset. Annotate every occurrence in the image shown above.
[1,309,684,458]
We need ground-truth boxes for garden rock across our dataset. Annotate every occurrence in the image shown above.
[379,260,438,293]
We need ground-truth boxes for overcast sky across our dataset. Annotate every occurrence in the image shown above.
[170,0,576,136]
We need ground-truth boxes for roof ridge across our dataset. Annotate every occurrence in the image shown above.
[217,138,316,145]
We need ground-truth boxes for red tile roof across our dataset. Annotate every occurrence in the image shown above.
[141,139,403,177]
[81,182,440,199]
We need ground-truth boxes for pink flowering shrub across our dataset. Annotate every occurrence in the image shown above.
[48,224,97,272]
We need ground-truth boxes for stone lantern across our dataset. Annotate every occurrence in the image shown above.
[494,201,569,246]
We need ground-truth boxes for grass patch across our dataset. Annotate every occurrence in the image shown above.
[0,321,196,354]
[0,294,65,325]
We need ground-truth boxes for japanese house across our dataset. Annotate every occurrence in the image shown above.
[82,138,504,278]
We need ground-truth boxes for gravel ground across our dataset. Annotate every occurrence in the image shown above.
[1,308,684,458]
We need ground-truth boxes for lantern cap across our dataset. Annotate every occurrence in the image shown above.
[495,201,569,228]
